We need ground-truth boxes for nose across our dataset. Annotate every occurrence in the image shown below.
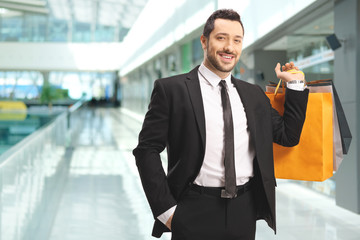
[223,39,235,53]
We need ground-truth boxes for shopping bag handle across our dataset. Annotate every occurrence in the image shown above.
[306,79,332,86]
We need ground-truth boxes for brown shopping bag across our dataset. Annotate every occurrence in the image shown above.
[266,85,334,181]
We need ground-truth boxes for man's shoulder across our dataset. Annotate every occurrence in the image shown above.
[232,77,264,92]
[157,72,188,82]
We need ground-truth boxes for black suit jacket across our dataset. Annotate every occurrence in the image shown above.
[133,66,309,238]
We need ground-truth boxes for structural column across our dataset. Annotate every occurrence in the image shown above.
[334,0,360,213]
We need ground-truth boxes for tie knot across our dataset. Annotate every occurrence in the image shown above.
[220,80,227,89]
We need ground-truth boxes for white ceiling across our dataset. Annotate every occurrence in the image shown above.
[0,0,149,28]
[264,11,334,51]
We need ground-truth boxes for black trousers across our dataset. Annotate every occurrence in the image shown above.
[171,185,257,240]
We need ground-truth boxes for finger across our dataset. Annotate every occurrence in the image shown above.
[282,65,289,72]
[274,63,281,76]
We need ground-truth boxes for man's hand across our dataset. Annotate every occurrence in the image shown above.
[166,213,174,230]
[274,62,305,82]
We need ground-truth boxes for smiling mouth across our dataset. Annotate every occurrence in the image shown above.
[219,53,235,61]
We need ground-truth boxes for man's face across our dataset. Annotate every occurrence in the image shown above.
[201,18,244,78]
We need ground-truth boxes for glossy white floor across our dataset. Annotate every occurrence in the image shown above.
[48,107,360,240]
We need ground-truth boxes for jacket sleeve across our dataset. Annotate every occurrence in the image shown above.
[270,88,309,147]
[132,79,177,219]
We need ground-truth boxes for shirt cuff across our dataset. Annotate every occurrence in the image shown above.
[157,205,177,225]
[286,80,306,91]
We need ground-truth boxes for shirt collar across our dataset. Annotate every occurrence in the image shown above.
[199,63,232,87]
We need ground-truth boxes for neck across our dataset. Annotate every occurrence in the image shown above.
[203,61,231,79]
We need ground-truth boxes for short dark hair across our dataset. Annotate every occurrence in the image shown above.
[203,9,244,38]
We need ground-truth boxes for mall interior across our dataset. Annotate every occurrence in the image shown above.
[0,0,359,239]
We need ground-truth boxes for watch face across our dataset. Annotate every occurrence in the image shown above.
[287,80,306,91]
[288,80,303,84]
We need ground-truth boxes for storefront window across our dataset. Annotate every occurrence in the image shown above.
[287,12,334,82]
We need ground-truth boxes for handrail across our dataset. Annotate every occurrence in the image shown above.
[0,99,86,167]
[0,112,66,168]
[68,98,86,113]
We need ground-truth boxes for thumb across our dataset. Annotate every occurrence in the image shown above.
[274,63,281,78]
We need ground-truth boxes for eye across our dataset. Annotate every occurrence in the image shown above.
[217,36,225,40]
[234,39,242,44]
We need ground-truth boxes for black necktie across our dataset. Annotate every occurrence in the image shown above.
[219,80,237,198]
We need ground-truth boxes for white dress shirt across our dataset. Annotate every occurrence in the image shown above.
[194,63,255,187]
[158,63,305,225]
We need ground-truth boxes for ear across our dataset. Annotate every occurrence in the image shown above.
[200,35,207,50]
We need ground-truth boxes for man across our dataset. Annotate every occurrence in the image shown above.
[133,9,309,240]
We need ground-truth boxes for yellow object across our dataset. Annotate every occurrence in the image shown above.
[274,79,282,96]
[0,101,27,111]
[0,112,27,120]
[0,101,27,120]
[266,91,333,181]
[286,69,305,76]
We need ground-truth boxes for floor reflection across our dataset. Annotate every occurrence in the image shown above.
[6,107,358,240]
[49,108,170,240]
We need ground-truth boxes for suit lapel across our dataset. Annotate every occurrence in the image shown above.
[185,67,206,150]
[232,77,257,145]
[184,71,258,153]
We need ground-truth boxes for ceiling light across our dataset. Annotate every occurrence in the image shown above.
[0,2,48,14]
[0,7,8,14]
[0,0,46,7]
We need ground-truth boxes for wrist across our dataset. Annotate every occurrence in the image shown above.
[287,80,305,84]
[286,80,307,91]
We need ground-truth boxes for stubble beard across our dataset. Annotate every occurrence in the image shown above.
[206,46,237,74]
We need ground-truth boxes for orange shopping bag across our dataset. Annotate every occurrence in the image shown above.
[266,90,333,181]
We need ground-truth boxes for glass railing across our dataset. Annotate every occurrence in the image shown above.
[0,101,85,240]
[0,107,65,157]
